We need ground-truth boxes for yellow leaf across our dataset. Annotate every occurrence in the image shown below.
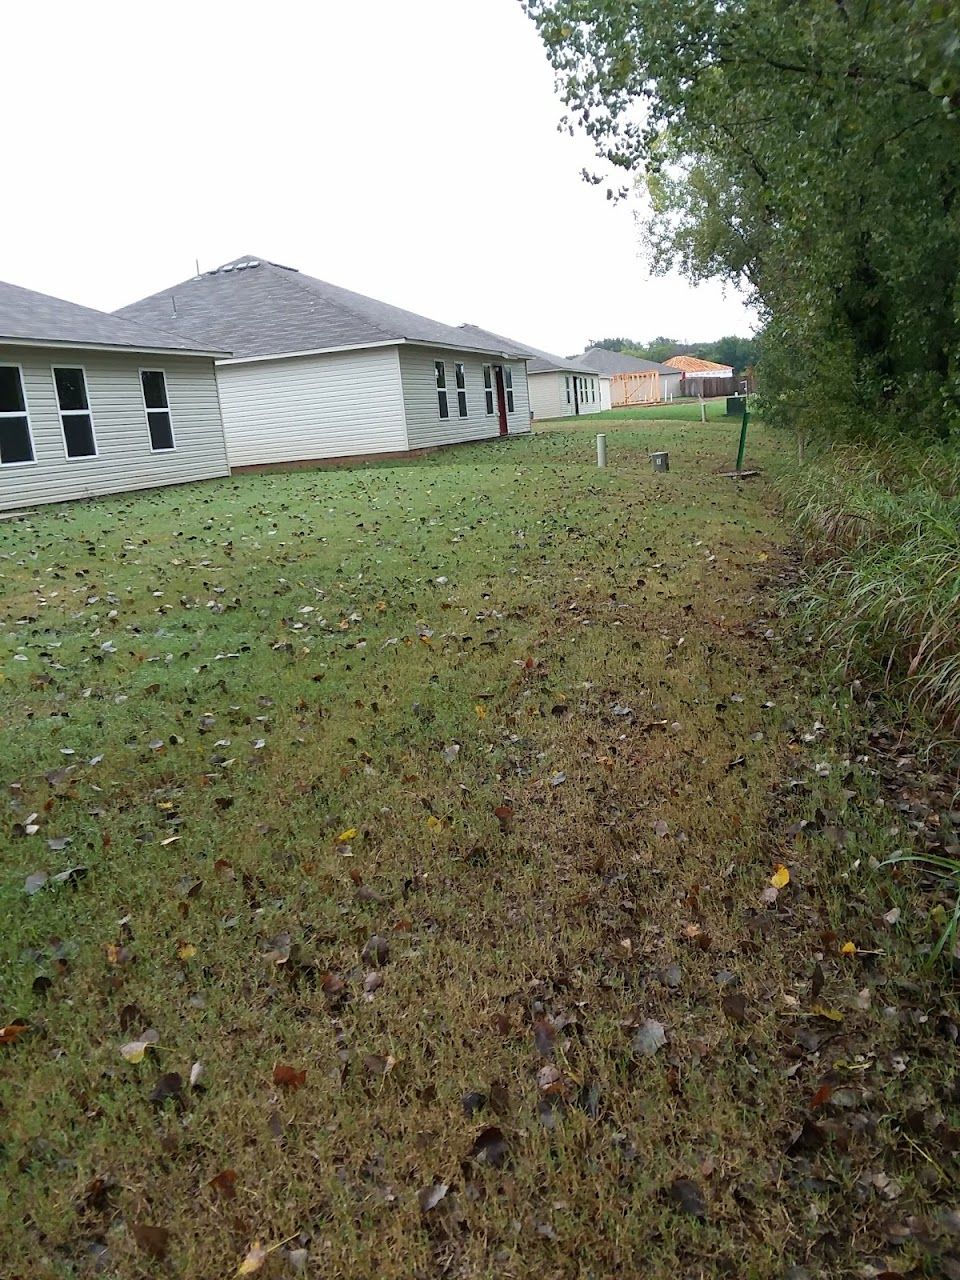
[840,940,857,956]
[120,1040,148,1063]
[177,943,197,960]
[810,1003,843,1023]
[337,828,358,843]
[474,704,486,720]
[930,903,947,927]
[770,864,790,889]
[237,1241,268,1275]
[426,815,442,831]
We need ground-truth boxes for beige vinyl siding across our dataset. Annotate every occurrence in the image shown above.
[578,375,605,415]
[399,346,530,449]
[215,346,407,466]
[529,370,607,420]
[661,372,682,400]
[528,371,568,420]
[0,345,228,511]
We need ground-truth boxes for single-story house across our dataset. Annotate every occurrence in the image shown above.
[581,346,682,405]
[459,325,610,420]
[0,278,229,511]
[664,355,735,397]
[115,257,531,469]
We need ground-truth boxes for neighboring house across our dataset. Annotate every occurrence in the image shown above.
[664,355,736,397]
[115,257,530,469]
[578,348,686,407]
[459,325,610,420]
[582,347,682,405]
[0,279,229,511]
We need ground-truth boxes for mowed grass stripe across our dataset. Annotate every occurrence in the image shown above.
[3,421,951,1278]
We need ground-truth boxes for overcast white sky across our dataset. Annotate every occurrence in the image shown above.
[3,0,756,356]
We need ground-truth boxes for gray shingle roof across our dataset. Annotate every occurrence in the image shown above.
[0,278,225,355]
[115,257,528,361]
[581,346,678,377]
[458,324,605,377]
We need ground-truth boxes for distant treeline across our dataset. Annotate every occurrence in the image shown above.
[587,336,759,373]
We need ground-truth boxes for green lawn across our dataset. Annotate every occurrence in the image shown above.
[2,419,957,1278]
[567,397,739,424]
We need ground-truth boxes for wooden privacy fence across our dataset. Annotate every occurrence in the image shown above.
[679,376,738,398]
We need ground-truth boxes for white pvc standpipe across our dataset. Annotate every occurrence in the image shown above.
[597,434,607,468]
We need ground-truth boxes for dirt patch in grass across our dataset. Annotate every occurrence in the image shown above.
[2,423,959,1278]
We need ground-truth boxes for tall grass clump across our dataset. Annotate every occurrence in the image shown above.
[790,440,960,729]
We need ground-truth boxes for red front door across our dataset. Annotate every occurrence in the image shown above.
[494,366,509,437]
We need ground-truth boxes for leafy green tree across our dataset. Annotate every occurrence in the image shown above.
[587,338,639,353]
[586,335,759,371]
[524,0,960,437]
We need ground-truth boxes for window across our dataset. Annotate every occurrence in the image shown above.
[53,367,97,458]
[140,370,175,450]
[0,365,34,465]
[455,362,467,417]
[565,375,571,405]
[504,366,514,413]
[483,364,494,415]
[591,378,596,404]
[435,361,449,419]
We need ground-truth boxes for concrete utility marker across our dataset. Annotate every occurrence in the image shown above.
[597,434,607,468]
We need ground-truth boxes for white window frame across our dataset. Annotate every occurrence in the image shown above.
[455,362,468,418]
[139,369,177,452]
[0,362,37,468]
[483,364,494,415]
[504,365,514,413]
[435,360,449,419]
[565,375,571,405]
[51,365,98,461]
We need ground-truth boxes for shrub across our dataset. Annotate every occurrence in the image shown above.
[790,441,960,728]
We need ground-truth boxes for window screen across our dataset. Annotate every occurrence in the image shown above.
[0,366,34,464]
[53,367,96,458]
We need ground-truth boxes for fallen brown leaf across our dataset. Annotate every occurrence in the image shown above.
[273,1063,306,1090]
